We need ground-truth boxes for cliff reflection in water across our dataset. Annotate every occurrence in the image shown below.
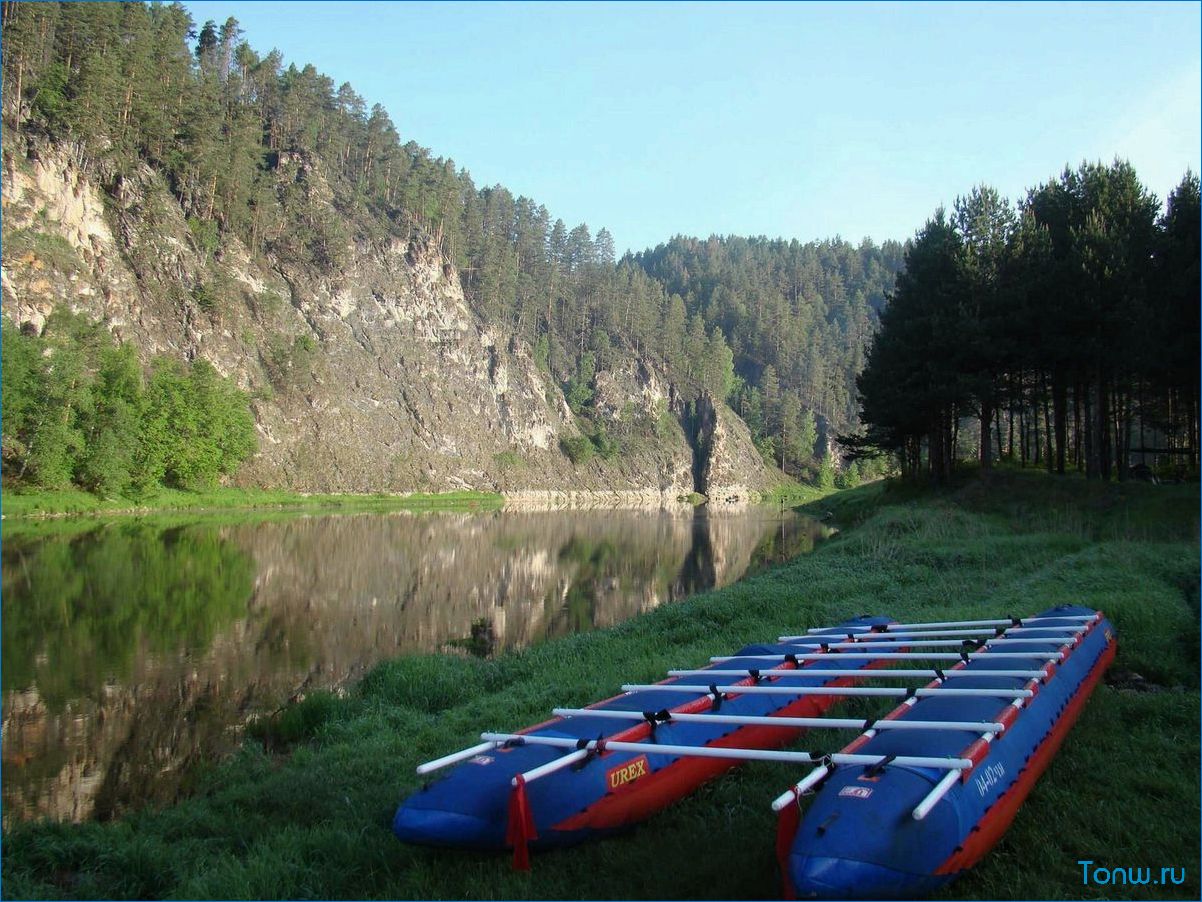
[1,507,832,826]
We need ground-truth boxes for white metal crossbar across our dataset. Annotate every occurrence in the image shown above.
[478,732,972,785]
[801,614,1097,635]
[779,626,1084,642]
[669,668,1049,680]
[776,637,1074,650]
[711,651,1063,663]
[620,683,1034,700]
[551,707,1005,734]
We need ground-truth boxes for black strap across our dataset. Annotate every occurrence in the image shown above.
[905,686,917,699]
[1011,616,1023,627]
[995,626,1007,637]
[934,667,946,681]
[819,642,830,653]
[708,684,724,711]
[784,652,799,667]
[503,738,525,749]
[572,734,607,770]
[642,709,671,738]
[959,650,972,664]
[870,623,888,633]
[863,718,876,731]
[962,638,986,649]
[749,669,762,683]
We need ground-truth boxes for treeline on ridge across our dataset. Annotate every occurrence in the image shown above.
[1,1,902,482]
[851,163,1200,482]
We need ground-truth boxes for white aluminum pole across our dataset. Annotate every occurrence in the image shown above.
[621,683,1033,699]
[550,707,1005,734]
[888,613,1098,630]
[415,740,498,775]
[480,732,972,771]
[669,668,1049,680]
[803,614,1097,634]
[783,765,831,800]
[709,651,1063,662]
[779,626,1084,642]
[776,637,1074,650]
[513,749,592,786]
[911,768,961,820]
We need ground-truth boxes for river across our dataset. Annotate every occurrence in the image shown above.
[0,505,832,827]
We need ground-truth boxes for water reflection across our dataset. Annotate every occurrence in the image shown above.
[1,506,832,826]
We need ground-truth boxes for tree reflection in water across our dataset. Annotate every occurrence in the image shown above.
[1,507,832,827]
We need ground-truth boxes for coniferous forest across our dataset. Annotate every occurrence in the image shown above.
[850,170,1199,483]
[1,1,1197,491]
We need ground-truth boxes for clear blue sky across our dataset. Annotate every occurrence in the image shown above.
[185,1,1201,253]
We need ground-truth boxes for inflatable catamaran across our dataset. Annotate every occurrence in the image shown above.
[396,605,1114,898]
[394,613,905,864]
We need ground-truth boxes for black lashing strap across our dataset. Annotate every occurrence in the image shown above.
[1010,616,1023,627]
[870,623,888,633]
[572,734,607,770]
[959,649,972,664]
[784,653,800,667]
[749,668,762,683]
[642,708,672,738]
[708,684,725,711]
[905,686,918,699]
[962,638,987,650]
[865,754,896,778]
[933,667,947,682]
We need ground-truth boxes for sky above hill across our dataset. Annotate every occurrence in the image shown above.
[185,1,1201,253]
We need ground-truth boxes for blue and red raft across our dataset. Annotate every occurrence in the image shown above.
[778,604,1115,899]
[393,614,901,866]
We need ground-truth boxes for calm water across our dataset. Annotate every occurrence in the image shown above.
[1,506,832,827]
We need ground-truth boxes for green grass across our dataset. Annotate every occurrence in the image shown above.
[2,470,1197,900]
[0,486,503,519]
[756,479,841,508]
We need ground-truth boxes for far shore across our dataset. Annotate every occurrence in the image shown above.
[1,479,833,521]
[0,486,504,520]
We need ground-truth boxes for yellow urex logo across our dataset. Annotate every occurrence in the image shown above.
[607,755,650,790]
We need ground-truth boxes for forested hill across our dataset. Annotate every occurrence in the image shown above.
[1,1,899,497]
[632,236,905,449]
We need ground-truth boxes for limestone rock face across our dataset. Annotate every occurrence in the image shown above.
[694,393,780,506]
[592,357,672,423]
[0,140,723,499]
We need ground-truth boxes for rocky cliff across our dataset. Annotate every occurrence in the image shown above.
[1,138,777,502]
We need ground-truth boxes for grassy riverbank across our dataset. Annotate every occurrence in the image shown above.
[0,486,503,519]
[2,470,1198,900]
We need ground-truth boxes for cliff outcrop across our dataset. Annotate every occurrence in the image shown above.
[0,139,776,501]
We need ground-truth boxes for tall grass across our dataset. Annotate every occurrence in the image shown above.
[2,470,1197,900]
